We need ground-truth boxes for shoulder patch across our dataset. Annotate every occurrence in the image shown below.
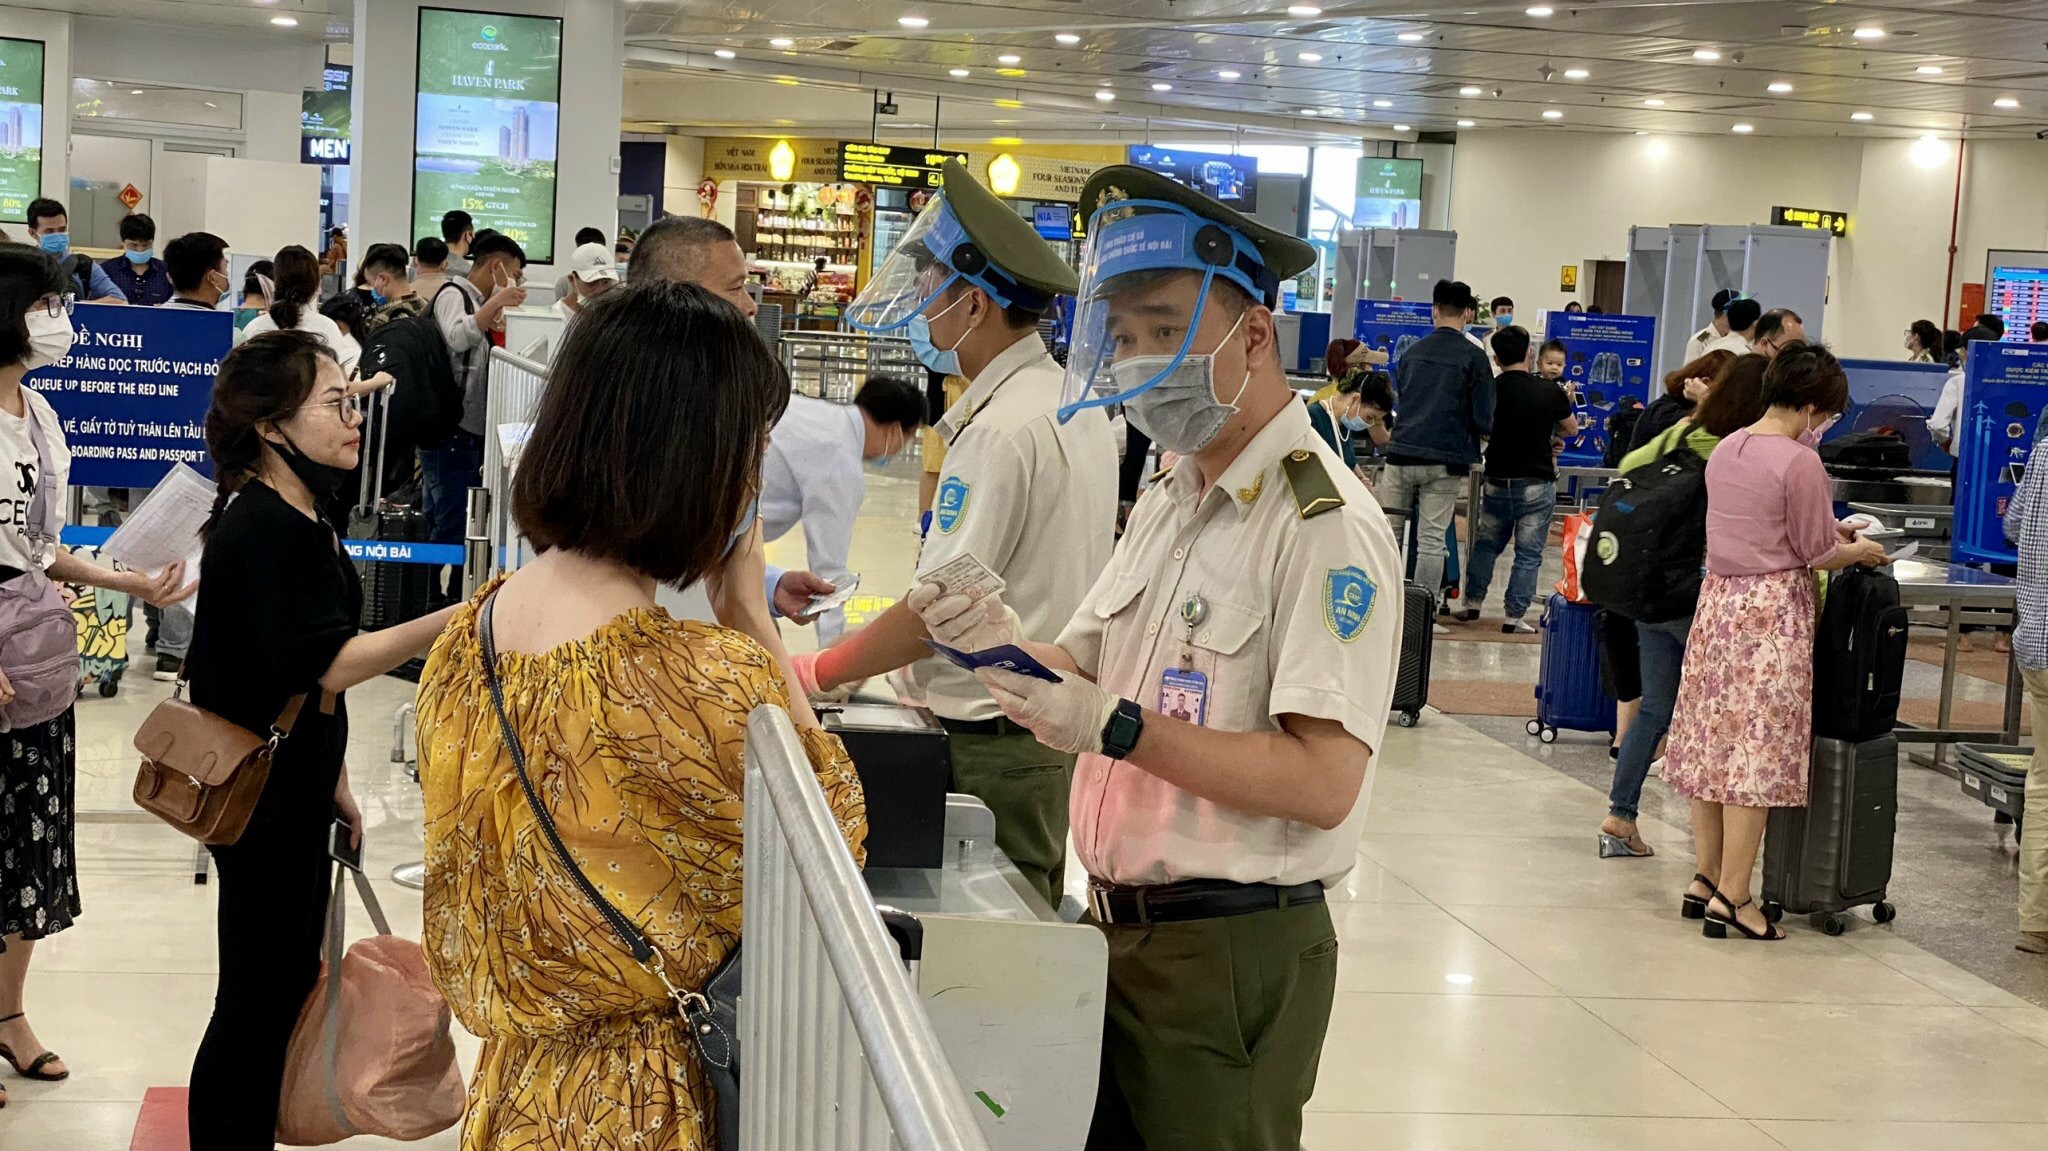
[935,475,971,534]
[1281,448,1345,519]
[1324,566,1378,642]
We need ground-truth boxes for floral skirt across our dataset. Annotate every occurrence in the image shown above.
[1663,570,1816,809]
[0,709,79,948]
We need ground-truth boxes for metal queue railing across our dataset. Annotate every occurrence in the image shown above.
[741,706,994,1151]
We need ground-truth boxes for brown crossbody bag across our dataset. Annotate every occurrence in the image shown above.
[132,680,308,845]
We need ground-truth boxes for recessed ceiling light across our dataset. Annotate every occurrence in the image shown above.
[1851,111,1874,120]
[1321,106,1342,116]
[997,53,1021,64]
[1152,82,1173,91]
[1218,69,1241,79]
[1564,68,1590,79]
[1459,85,1483,96]
[1916,65,1943,75]
[1457,118,1476,127]
[1299,108,1319,116]
[949,67,970,77]
[1298,51,1322,62]
[1056,33,1080,45]
[1853,26,1885,40]
[1768,81,1793,93]
[1692,48,1721,61]
[1373,99,1393,108]
[203,101,217,109]
[1996,97,2021,108]
[269,14,297,25]
[1644,97,1666,106]
[898,15,930,28]
[714,48,736,59]
[1542,108,1563,119]
[129,88,144,95]
[769,37,795,47]
[1732,122,1754,133]
[1095,89,1115,102]
[1397,31,1427,42]
[1527,6,1554,15]
[1393,123,1412,131]
[1286,4,1323,15]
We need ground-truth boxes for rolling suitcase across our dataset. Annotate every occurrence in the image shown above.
[348,391,436,664]
[66,545,130,698]
[1391,581,1433,727]
[1761,734,1900,935]
[1527,592,1615,743]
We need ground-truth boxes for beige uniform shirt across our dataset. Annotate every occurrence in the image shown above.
[1059,400,1404,887]
[908,332,1118,721]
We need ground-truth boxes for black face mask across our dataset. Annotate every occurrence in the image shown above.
[270,428,353,509]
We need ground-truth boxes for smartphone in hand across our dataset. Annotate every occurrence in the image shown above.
[329,816,363,871]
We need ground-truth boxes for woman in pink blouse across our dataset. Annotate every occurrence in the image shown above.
[1661,346,1888,941]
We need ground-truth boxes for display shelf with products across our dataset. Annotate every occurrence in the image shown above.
[738,181,863,267]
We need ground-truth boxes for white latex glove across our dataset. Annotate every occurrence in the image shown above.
[786,650,823,698]
[978,668,1120,757]
[907,581,1019,652]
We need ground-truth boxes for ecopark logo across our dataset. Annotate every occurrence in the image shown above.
[472,24,509,51]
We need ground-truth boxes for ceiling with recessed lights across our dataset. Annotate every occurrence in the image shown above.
[618,0,2048,140]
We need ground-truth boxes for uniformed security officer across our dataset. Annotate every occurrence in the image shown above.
[908,165,1405,1150]
[791,159,1117,907]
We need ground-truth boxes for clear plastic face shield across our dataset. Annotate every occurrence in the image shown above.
[844,194,1048,335]
[1056,200,1276,424]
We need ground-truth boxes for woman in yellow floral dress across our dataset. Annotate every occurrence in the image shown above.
[415,281,865,1150]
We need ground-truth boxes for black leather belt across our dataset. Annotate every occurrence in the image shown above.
[1086,878,1325,926]
[937,715,1028,737]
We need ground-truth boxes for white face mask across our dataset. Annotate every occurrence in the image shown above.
[1116,311,1251,456]
[23,309,75,371]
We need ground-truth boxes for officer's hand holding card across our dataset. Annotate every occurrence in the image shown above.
[908,555,1018,652]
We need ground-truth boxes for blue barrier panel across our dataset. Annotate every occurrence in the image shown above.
[1353,299,1434,366]
[59,524,462,566]
[1953,341,2048,565]
[29,303,231,488]
[1543,312,1657,466]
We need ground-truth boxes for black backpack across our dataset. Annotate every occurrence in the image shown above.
[1602,406,1645,468]
[360,290,463,474]
[1580,439,1708,623]
[1813,567,1909,742]
[1818,429,1912,471]
[61,253,96,300]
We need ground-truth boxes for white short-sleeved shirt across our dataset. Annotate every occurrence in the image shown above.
[0,386,71,572]
[238,307,361,375]
[908,332,1117,721]
[1699,329,1752,358]
[762,394,867,643]
[1058,399,1405,888]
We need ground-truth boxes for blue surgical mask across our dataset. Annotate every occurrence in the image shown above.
[907,295,971,376]
[125,248,153,265]
[37,233,68,257]
[1495,312,1513,327]
[1341,415,1369,433]
[723,494,759,559]
[369,288,389,306]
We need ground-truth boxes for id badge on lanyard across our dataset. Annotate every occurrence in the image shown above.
[1160,592,1210,725]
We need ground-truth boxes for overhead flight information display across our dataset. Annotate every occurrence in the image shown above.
[1989,264,2048,342]
[412,9,562,263]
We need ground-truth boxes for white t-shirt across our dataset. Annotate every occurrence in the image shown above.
[0,386,71,572]
[238,307,362,374]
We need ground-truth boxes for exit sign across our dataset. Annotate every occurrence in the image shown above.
[1771,205,1849,236]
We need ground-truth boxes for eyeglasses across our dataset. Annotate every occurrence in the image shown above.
[297,394,366,423]
[35,293,74,319]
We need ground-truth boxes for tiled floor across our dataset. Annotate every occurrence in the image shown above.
[7,464,2048,1149]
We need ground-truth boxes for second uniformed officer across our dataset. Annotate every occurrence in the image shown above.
[792,159,1117,907]
[911,165,1405,1150]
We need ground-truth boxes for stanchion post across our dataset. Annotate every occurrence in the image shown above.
[462,486,492,598]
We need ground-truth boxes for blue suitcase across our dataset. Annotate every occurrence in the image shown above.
[1527,593,1616,743]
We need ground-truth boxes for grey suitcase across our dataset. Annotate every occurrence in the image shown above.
[1760,734,1899,935]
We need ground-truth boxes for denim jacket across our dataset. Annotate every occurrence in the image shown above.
[1388,327,1496,466]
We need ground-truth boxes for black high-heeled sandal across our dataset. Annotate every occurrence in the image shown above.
[0,1013,67,1081]
[1702,894,1786,941]
[1680,873,1718,920]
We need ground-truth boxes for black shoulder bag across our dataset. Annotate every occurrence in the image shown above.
[478,592,742,1149]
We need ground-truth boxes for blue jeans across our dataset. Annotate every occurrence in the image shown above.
[417,432,483,546]
[1608,615,1693,821]
[1463,480,1557,620]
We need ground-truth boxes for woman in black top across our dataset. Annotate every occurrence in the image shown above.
[184,330,454,1149]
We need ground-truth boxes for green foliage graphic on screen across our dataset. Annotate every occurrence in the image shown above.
[0,39,45,224]
[412,9,562,261]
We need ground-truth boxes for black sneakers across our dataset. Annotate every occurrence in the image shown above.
[153,654,182,682]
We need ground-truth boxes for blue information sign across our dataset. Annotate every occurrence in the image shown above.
[29,303,230,489]
[1953,341,2048,565]
[1543,312,1657,466]
[1352,299,1434,366]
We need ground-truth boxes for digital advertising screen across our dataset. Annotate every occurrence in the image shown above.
[1124,146,1258,210]
[1354,157,1422,229]
[302,63,351,165]
[412,9,562,262]
[0,38,44,223]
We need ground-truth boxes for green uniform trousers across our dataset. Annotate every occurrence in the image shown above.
[1085,900,1339,1151]
[944,721,1075,907]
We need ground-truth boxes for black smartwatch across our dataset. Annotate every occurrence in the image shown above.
[1100,698,1145,760]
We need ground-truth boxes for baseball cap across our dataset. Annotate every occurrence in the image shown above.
[570,242,620,284]
[1711,288,1740,315]
[1432,279,1479,312]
